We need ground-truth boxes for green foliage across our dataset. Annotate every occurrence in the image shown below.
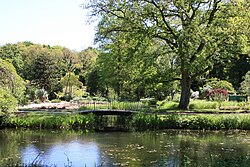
[158,101,179,110]
[77,100,145,111]
[0,58,26,100]
[131,113,250,130]
[131,113,160,130]
[210,54,250,90]
[28,50,62,99]
[240,71,250,96]
[200,85,212,99]
[25,85,38,101]
[159,100,218,110]
[220,101,250,110]
[158,99,250,111]
[77,47,98,79]
[140,98,156,106]
[205,78,236,94]
[60,72,84,100]
[2,113,95,130]
[0,88,18,114]
[0,43,25,76]
[110,101,145,111]
[189,100,218,110]
[36,89,48,102]
[86,0,249,109]
[0,58,25,112]
[60,72,82,89]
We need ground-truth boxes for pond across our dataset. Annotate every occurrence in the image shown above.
[0,129,250,167]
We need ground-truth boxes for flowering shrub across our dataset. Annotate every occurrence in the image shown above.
[207,89,228,102]
[205,78,236,94]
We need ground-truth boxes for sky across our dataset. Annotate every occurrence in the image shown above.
[0,0,96,51]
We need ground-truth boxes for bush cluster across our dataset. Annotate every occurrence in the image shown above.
[207,89,228,101]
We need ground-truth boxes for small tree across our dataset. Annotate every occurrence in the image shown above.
[60,72,83,100]
[240,71,250,96]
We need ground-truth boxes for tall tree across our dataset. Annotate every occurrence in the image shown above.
[85,0,249,109]
[78,47,98,83]
[26,47,62,99]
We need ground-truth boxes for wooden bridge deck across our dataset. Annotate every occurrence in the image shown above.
[78,109,138,115]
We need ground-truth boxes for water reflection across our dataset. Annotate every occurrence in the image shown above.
[21,141,101,167]
[0,130,250,166]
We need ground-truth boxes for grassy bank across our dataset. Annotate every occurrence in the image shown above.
[157,100,250,112]
[0,113,95,130]
[131,113,250,131]
[2,112,250,131]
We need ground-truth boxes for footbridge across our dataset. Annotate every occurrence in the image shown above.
[78,109,138,116]
[78,109,139,131]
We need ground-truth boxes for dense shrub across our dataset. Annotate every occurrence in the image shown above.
[0,88,18,114]
[25,85,38,101]
[0,58,25,108]
[207,89,228,101]
[204,78,236,94]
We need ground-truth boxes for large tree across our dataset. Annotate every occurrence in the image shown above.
[85,0,249,109]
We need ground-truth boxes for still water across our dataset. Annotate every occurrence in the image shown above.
[0,129,250,167]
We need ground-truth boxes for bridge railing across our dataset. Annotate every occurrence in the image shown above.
[75,100,154,111]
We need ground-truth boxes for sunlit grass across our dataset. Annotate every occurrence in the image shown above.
[157,100,250,112]
[131,113,250,130]
[1,113,95,130]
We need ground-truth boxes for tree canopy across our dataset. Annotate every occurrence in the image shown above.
[85,0,249,109]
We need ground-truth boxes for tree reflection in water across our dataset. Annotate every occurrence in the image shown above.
[0,130,250,167]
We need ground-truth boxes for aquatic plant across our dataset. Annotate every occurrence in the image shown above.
[131,113,250,131]
[2,113,95,130]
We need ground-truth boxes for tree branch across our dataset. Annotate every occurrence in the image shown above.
[147,0,178,39]
[207,0,222,27]
[190,39,206,63]
[153,33,178,50]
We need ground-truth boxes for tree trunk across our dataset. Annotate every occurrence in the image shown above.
[178,69,192,110]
